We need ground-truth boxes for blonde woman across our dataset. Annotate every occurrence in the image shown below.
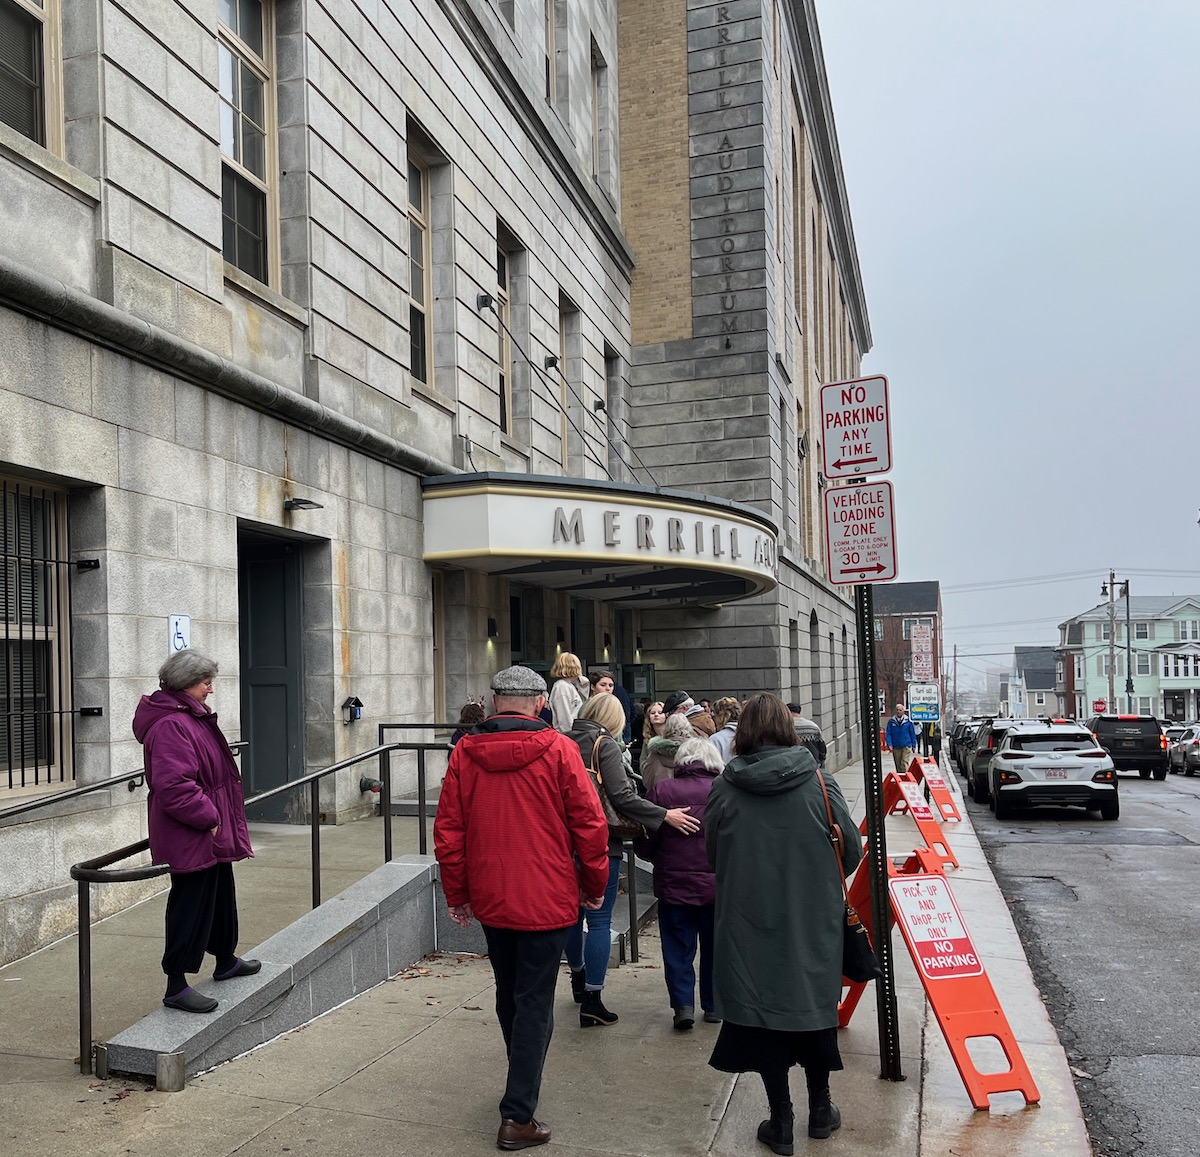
[565,693,700,1026]
[549,652,590,731]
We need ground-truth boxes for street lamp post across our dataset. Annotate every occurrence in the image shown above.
[1101,572,1134,714]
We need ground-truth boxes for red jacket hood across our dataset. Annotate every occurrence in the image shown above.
[457,714,558,772]
[132,688,213,743]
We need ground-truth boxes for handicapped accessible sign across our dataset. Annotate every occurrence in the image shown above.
[169,614,191,652]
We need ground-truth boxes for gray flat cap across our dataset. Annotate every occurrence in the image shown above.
[490,665,547,695]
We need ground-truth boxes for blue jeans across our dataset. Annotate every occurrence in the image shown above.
[658,899,715,1012]
[565,856,621,990]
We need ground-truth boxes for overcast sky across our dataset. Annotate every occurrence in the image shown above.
[815,1,1200,688]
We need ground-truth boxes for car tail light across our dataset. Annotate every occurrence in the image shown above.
[987,735,994,750]
[1076,750,1108,757]
[1191,739,1199,749]
[1092,769,1116,783]
[998,771,1023,785]
[1002,751,1033,760]
[1161,735,1169,751]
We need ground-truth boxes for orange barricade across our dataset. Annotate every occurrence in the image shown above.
[839,851,1040,1109]
[861,770,958,872]
[908,755,962,823]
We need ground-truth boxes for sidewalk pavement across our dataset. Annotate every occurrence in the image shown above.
[0,757,1090,1156]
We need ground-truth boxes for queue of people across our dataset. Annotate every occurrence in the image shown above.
[133,646,851,1155]
[434,668,847,1153]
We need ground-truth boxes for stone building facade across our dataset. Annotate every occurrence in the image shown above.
[617,0,872,761]
[0,0,871,963]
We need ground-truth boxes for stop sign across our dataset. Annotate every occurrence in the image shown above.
[1092,699,1107,713]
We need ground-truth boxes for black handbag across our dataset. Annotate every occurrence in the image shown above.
[817,772,883,983]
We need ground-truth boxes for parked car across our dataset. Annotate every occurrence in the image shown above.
[949,721,979,770]
[988,722,1118,821]
[1168,725,1200,775]
[964,718,1021,804]
[1084,715,1169,780]
[1164,723,1189,747]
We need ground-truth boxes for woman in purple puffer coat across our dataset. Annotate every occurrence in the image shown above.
[640,736,723,1031]
[132,650,257,1014]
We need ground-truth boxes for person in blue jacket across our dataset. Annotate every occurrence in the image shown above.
[885,703,918,775]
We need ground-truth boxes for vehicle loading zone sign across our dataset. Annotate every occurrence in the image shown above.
[890,876,983,981]
[823,480,897,584]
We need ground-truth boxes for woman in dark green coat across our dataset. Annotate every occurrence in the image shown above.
[705,694,862,1152]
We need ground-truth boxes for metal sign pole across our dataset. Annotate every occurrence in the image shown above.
[854,581,904,1081]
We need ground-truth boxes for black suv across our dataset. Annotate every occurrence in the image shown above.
[1084,715,1169,780]
[964,718,1021,804]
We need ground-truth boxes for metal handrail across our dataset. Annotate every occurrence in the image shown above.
[0,742,249,824]
[67,737,448,1075]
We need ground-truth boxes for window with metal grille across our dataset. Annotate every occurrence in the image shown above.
[2,479,72,789]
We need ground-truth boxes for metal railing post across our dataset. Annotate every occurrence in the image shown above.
[417,748,428,856]
[310,779,321,909]
[78,879,92,1075]
[382,747,393,863]
[625,842,639,963]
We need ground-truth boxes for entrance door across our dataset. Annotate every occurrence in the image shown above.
[238,533,305,821]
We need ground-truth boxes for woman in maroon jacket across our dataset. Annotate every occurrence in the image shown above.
[641,737,723,1031]
[132,650,257,1013]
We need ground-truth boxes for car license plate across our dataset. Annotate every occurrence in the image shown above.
[1045,768,1068,780]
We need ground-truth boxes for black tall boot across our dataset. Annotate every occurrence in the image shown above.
[757,1066,794,1156]
[807,1086,842,1140]
[569,967,587,1004]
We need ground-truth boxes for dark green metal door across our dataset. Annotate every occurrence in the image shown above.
[238,534,304,821]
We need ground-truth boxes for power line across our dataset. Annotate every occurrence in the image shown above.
[944,567,1200,594]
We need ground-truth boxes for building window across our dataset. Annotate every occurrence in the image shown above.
[543,0,556,102]
[1135,621,1149,640]
[498,0,515,27]
[590,41,608,181]
[219,0,274,283]
[1182,620,1200,641]
[1073,655,1083,679]
[557,301,571,469]
[1034,692,1046,707]
[407,152,432,386]
[902,617,931,640]
[3,478,71,790]
[1055,659,1064,684]
[1100,622,1111,641]
[873,617,882,640]
[496,242,512,432]
[1,0,64,153]
[1137,696,1152,716]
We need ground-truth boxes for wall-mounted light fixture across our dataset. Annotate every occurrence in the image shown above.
[593,399,606,412]
[341,696,363,725]
[603,632,612,648]
[284,497,324,512]
[636,635,643,650]
[487,617,499,638]
[556,626,565,643]
[476,292,494,310]
[544,354,559,370]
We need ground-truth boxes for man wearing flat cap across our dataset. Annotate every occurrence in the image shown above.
[434,665,610,1152]
[663,689,694,716]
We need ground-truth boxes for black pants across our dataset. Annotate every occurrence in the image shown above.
[482,923,570,1123]
[162,862,239,977]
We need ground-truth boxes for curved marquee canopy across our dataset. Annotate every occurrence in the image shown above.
[422,473,779,610]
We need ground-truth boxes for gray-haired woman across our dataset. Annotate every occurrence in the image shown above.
[132,650,257,1013]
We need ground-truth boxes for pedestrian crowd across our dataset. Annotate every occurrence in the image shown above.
[432,654,856,1155]
[131,646,858,1156]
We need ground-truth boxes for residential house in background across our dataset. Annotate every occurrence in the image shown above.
[1008,646,1060,718]
[1057,597,1200,720]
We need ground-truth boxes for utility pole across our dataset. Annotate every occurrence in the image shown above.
[953,644,958,718]
[1123,580,1133,713]
[1106,570,1116,711]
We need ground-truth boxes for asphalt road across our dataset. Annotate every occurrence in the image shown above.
[954,758,1200,1156]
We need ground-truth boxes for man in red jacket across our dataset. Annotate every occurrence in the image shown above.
[434,665,609,1152]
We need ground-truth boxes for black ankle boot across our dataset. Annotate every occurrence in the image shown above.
[756,1102,794,1156]
[807,1089,842,1140]
[569,968,587,1004]
[579,990,619,1027]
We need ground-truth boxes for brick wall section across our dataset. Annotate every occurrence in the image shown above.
[618,0,692,345]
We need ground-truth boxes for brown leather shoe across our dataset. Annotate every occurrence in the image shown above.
[497,1117,550,1150]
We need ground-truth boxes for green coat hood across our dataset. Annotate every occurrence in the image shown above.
[723,744,818,795]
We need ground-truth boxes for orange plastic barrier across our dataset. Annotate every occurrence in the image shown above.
[908,755,962,823]
[839,850,1041,1109]
[861,770,959,872]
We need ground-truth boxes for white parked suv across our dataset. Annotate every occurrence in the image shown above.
[988,721,1118,821]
